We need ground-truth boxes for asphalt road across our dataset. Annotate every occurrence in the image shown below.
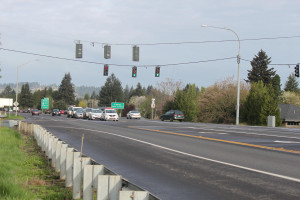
[23,114,300,200]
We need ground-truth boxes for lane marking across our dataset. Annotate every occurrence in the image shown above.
[129,126,300,154]
[46,125,300,183]
[274,140,300,144]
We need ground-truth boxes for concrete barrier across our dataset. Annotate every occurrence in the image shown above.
[18,122,158,200]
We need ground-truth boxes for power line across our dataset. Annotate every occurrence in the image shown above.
[0,47,236,67]
[75,35,300,46]
[240,58,298,66]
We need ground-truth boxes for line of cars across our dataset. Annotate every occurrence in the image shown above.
[67,106,121,121]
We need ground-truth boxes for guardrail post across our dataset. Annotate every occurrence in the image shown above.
[66,150,78,187]
[51,138,58,168]
[73,156,91,199]
[83,165,104,200]
[60,144,69,180]
[119,191,149,200]
[55,141,63,172]
[97,175,122,200]
[48,136,54,159]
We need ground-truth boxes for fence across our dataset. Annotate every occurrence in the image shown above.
[18,121,159,200]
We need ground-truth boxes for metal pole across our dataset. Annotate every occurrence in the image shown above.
[201,25,241,125]
[15,67,19,116]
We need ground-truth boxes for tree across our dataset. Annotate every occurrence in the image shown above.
[0,85,16,99]
[173,84,198,122]
[284,74,299,92]
[98,73,124,106]
[280,91,300,106]
[84,93,90,101]
[198,77,249,124]
[78,100,87,108]
[242,81,281,126]
[19,83,34,108]
[90,91,98,99]
[58,73,75,106]
[271,74,282,98]
[247,50,276,85]
[130,82,146,97]
[123,85,130,103]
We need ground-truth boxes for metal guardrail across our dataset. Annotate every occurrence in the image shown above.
[18,121,159,200]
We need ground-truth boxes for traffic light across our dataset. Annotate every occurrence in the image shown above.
[75,43,82,58]
[104,45,111,59]
[295,65,299,78]
[132,66,137,77]
[132,45,139,61]
[155,66,160,77]
[103,64,109,76]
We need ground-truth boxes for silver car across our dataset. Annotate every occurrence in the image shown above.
[83,108,93,119]
[88,109,103,120]
[127,110,141,119]
[74,108,84,119]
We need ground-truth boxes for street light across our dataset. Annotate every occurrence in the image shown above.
[202,24,241,125]
[15,59,39,116]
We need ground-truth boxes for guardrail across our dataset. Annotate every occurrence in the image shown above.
[18,121,159,200]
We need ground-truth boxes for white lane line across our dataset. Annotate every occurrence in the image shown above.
[199,132,228,135]
[274,140,300,144]
[49,125,300,183]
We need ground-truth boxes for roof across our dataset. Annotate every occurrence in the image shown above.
[279,104,300,122]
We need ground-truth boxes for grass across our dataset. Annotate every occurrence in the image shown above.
[0,127,73,200]
[4,113,25,120]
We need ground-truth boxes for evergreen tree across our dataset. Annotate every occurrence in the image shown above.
[146,85,153,95]
[284,73,299,92]
[174,84,198,122]
[19,83,33,108]
[247,50,276,84]
[271,74,282,98]
[0,85,16,99]
[131,82,146,97]
[84,93,90,100]
[123,85,130,103]
[58,73,75,106]
[242,81,281,126]
[90,91,98,99]
[98,73,124,106]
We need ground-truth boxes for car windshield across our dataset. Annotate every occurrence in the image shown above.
[86,108,92,112]
[53,109,59,112]
[131,111,140,113]
[92,109,101,113]
[106,109,116,113]
[77,109,84,113]
[175,111,183,114]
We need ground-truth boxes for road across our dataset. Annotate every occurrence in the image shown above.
[23,113,300,200]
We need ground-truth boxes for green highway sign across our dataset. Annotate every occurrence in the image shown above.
[111,102,124,109]
[41,98,49,109]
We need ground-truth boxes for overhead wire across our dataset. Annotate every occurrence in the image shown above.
[0,47,236,67]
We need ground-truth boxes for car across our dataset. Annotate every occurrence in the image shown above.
[83,108,93,119]
[59,110,65,114]
[101,107,119,121]
[67,106,73,118]
[52,109,61,116]
[160,110,184,122]
[74,108,84,119]
[71,107,82,118]
[45,109,51,114]
[31,109,40,115]
[127,110,141,119]
[88,109,103,120]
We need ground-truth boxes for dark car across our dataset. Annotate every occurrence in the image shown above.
[45,109,51,114]
[160,110,184,122]
[52,109,61,116]
[31,109,40,115]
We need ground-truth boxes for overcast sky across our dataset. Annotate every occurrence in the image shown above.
[0,0,299,90]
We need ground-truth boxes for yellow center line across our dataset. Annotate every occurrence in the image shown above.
[128,126,300,154]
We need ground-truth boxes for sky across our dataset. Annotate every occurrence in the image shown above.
[0,0,300,90]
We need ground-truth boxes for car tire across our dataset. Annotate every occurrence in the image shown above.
[161,118,164,121]
[179,119,182,122]
[170,117,173,122]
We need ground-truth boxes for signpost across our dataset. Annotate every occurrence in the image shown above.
[41,98,49,110]
[151,98,155,120]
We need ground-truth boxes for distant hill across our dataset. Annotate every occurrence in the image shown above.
[0,82,100,98]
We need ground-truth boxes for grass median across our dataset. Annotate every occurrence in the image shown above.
[0,126,72,200]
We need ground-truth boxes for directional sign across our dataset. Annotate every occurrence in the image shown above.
[41,98,49,109]
[111,102,124,109]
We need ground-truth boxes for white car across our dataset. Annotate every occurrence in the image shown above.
[83,108,93,119]
[101,108,119,121]
[71,107,82,118]
[74,108,84,119]
[88,109,103,120]
[127,110,141,119]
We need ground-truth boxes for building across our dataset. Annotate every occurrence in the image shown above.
[279,104,300,126]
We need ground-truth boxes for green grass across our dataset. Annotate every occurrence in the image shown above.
[4,114,25,120]
[0,127,72,200]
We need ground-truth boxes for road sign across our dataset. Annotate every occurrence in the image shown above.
[41,98,49,109]
[13,101,19,107]
[151,104,155,109]
[111,102,124,109]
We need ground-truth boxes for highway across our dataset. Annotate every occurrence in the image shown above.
[23,113,300,200]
